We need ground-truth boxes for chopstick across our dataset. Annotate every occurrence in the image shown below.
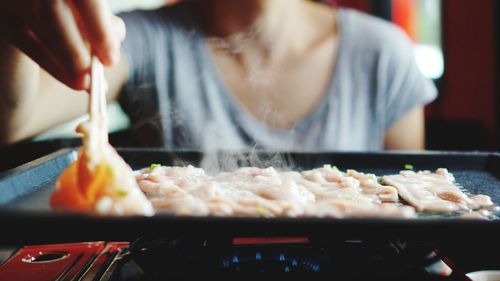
[89,57,109,146]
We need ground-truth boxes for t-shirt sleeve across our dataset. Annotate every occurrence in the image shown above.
[118,10,162,92]
[381,28,438,130]
[116,9,169,146]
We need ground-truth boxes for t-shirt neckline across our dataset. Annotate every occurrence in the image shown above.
[196,8,347,137]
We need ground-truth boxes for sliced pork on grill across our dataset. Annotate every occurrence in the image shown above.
[135,165,416,218]
[382,168,494,212]
[346,169,399,203]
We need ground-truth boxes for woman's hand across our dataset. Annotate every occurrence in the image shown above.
[0,0,129,145]
[0,0,126,90]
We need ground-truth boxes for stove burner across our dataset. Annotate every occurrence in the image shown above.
[120,237,470,281]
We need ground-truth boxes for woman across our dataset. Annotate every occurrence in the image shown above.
[0,0,436,151]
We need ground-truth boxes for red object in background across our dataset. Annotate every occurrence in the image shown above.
[0,242,128,281]
[391,0,417,41]
[430,0,497,149]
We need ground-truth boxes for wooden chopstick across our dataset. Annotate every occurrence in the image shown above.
[89,57,109,146]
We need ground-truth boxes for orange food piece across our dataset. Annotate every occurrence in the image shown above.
[51,59,154,216]
[50,155,113,212]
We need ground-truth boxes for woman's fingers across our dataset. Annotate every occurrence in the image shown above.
[0,12,66,85]
[72,0,122,65]
[34,0,91,85]
[16,29,90,90]
[113,15,127,43]
[0,0,123,90]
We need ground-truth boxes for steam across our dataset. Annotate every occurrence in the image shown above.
[195,26,300,174]
[199,134,296,175]
[197,59,297,174]
[126,24,300,173]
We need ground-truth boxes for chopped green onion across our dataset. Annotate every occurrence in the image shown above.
[367,174,377,181]
[323,164,339,171]
[150,163,161,170]
[404,164,414,170]
[256,207,268,218]
[342,195,354,201]
[106,165,115,177]
[298,188,307,196]
[116,189,128,197]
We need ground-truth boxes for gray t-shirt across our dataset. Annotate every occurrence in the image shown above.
[119,4,437,151]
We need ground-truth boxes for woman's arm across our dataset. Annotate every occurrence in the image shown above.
[0,0,128,145]
[0,45,128,146]
[384,107,425,150]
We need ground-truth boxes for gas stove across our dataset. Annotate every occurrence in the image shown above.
[2,237,493,281]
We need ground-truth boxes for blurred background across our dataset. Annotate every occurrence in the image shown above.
[106,0,498,152]
[0,0,499,172]
[331,0,499,153]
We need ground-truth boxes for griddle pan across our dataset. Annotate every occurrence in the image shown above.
[0,148,499,246]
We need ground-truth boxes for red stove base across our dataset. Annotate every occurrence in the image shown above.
[0,242,128,281]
